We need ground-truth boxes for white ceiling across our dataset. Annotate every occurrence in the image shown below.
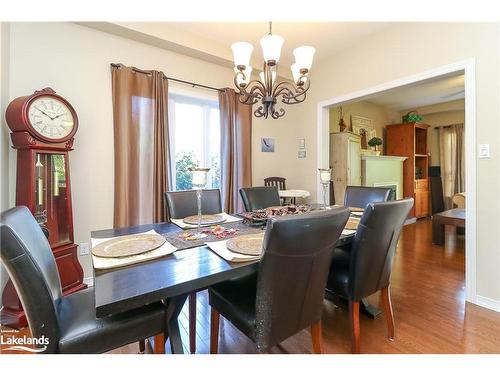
[364,73,465,111]
[151,22,392,71]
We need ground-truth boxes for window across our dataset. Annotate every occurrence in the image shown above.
[169,93,221,191]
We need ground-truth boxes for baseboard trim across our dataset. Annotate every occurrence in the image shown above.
[475,295,500,312]
[83,276,94,288]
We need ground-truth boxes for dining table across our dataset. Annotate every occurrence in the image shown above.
[91,209,378,354]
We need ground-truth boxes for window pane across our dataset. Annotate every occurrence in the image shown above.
[208,108,221,189]
[170,95,221,191]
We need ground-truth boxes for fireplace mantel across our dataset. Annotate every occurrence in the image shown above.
[361,155,407,200]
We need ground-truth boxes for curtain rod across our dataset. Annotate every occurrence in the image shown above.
[433,123,464,130]
[110,63,225,93]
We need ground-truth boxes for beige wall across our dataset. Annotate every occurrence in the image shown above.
[4,22,303,280]
[289,23,500,303]
[401,99,465,166]
[0,23,11,295]
[329,100,398,138]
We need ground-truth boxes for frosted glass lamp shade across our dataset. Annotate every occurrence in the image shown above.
[291,63,307,85]
[293,46,316,71]
[260,34,284,63]
[235,66,253,86]
[259,71,276,85]
[231,42,253,68]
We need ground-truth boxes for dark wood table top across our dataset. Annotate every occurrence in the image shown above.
[92,221,353,318]
[434,208,465,220]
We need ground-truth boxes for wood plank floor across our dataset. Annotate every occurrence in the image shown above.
[2,218,500,354]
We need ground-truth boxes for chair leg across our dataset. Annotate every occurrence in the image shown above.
[210,307,220,354]
[380,286,395,341]
[153,333,165,354]
[349,301,360,354]
[310,320,323,354]
[138,339,146,353]
[189,292,197,354]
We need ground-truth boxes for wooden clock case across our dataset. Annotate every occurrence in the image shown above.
[1,88,86,328]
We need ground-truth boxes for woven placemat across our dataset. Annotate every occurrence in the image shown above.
[163,222,265,250]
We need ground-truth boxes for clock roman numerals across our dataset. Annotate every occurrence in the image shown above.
[27,96,75,140]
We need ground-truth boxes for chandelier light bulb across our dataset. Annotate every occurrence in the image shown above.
[231,42,254,68]
[293,46,316,71]
[260,34,284,64]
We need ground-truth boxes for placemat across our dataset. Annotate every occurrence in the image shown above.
[171,212,242,229]
[92,230,177,270]
[205,239,261,263]
[163,222,264,250]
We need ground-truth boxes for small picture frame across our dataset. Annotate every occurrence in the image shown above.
[261,137,275,152]
[298,138,306,149]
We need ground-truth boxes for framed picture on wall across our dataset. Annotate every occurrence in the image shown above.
[351,115,375,149]
[261,137,275,152]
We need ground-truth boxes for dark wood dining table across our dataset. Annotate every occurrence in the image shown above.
[91,219,356,354]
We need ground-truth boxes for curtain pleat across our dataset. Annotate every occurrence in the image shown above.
[439,123,465,209]
[219,88,252,213]
[111,65,171,227]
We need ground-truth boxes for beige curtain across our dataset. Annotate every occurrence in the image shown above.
[219,88,252,213]
[111,64,171,227]
[439,124,464,209]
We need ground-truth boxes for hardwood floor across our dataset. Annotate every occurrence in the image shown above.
[2,219,500,354]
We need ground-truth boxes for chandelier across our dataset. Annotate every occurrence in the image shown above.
[231,22,315,119]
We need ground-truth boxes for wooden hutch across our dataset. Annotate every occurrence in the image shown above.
[386,122,430,218]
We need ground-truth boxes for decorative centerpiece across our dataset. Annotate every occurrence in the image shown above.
[318,168,332,209]
[188,167,210,239]
[368,137,383,156]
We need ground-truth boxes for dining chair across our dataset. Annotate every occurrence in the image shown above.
[264,177,288,205]
[209,207,350,354]
[0,206,168,354]
[164,189,222,219]
[344,186,392,209]
[239,186,281,212]
[325,198,413,353]
[164,188,222,354]
[264,176,286,190]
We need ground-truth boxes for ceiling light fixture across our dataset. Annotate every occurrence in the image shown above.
[231,22,315,119]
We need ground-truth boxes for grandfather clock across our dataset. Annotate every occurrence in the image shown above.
[2,88,86,328]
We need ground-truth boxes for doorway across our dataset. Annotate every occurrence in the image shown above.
[316,59,477,304]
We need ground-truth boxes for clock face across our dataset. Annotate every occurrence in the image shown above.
[27,96,75,140]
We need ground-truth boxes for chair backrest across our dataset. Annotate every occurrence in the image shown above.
[0,206,62,352]
[254,207,350,348]
[239,186,281,212]
[348,199,413,301]
[344,186,392,209]
[164,189,222,219]
[264,177,286,191]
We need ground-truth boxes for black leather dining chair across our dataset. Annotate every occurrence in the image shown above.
[164,188,222,354]
[0,206,168,354]
[325,199,413,353]
[239,186,281,212]
[209,207,350,354]
[344,186,392,209]
[164,189,222,219]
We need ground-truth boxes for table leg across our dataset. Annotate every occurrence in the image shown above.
[165,294,189,354]
[432,220,445,245]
